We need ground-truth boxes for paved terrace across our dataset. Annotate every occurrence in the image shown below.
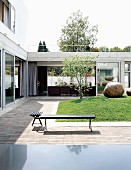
[0,97,131,144]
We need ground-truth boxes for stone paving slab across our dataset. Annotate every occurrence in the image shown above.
[0,98,131,144]
[14,125,131,144]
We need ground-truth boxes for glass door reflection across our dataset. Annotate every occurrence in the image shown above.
[97,62,119,95]
[0,50,1,108]
[5,53,14,104]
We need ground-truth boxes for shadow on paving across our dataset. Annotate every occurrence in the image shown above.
[44,131,101,135]
[32,126,101,135]
[0,100,44,144]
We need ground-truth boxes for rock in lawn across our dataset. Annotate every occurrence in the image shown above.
[126,88,131,96]
[103,82,124,97]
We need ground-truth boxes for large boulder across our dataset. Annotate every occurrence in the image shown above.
[105,76,114,81]
[103,82,124,97]
[126,88,131,96]
[102,80,111,86]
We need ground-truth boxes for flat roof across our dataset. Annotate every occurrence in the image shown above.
[28,52,131,62]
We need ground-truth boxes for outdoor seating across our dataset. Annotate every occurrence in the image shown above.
[30,112,43,126]
[30,112,96,133]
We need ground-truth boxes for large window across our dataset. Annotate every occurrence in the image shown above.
[48,66,63,86]
[97,62,119,94]
[10,5,15,32]
[15,57,25,99]
[0,0,15,32]
[47,66,96,96]
[5,53,14,104]
[125,63,130,88]
[0,50,1,108]
[48,66,95,87]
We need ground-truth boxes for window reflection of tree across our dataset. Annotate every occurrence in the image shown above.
[66,145,88,155]
[48,66,63,76]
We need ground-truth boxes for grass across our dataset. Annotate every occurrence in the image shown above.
[56,95,131,122]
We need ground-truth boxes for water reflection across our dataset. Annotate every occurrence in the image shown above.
[0,144,27,170]
[0,144,131,170]
[66,145,88,155]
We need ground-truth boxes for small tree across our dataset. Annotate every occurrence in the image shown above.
[57,10,98,52]
[99,46,109,52]
[43,41,49,52]
[123,45,131,52]
[110,47,123,52]
[38,41,49,52]
[38,41,43,52]
[62,55,95,99]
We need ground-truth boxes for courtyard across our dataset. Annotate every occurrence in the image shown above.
[0,97,131,144]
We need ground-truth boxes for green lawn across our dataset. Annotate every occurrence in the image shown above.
[56,95,131,122]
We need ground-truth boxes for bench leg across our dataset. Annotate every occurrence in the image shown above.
[43,119,47,134]
[45,119,47,130]
[32,117,42,126]
[32,117,36,126]
[39,118,43,126]
[89,119,92,132]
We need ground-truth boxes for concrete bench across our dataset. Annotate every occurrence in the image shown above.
[30,112,96,132]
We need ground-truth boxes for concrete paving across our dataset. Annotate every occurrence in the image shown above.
[0,97,131,144]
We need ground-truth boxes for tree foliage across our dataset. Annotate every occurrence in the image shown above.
[123,46,131,52]
[38,41,49,52]
[99,46,109,52]
[98,45,131,52]
[110,47,123,52]
[57,10,98,52]
[62,55,95,98]
[48,66,63,76]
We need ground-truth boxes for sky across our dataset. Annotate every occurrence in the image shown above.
[23,0,131,52]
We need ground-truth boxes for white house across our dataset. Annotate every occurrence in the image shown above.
[1,0,131,110]
[0,0,28,109]
[27,52,131,97]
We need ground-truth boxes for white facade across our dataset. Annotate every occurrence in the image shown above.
[0,0,28,109]
[0,0,131,110]
[28,52,131,96]
[0,0,28,50]
[28,52,131,62]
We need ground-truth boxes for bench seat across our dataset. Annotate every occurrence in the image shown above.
[39,114,95,119]
[30,112,96,132]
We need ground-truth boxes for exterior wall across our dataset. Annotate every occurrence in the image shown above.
[120,60,125,90]
[28,52,131,62]
[0,0,28,50]
[0,47,27,108]
[0,0,28,109]
[28,52,131,95]
[0,32,27,60]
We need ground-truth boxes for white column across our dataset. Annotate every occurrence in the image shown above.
[1,49,5,109]
[120,60,125,88]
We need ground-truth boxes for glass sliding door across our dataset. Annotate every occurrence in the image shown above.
[97,62,119,94]
[15,57,25,99]
[124,63,130,89]
[0,50,1,108]
[47,66,96,96]
[15,57,20,99]
[15,65,20,99]
[5,53,14,104]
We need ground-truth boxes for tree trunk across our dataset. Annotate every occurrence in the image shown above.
[79,83,83,99]
[78,76,83,99]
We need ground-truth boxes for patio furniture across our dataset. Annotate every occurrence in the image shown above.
[30,112,43,126]
[30,113,96,132]
[48,86,60,96]
[48,86,96,96]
